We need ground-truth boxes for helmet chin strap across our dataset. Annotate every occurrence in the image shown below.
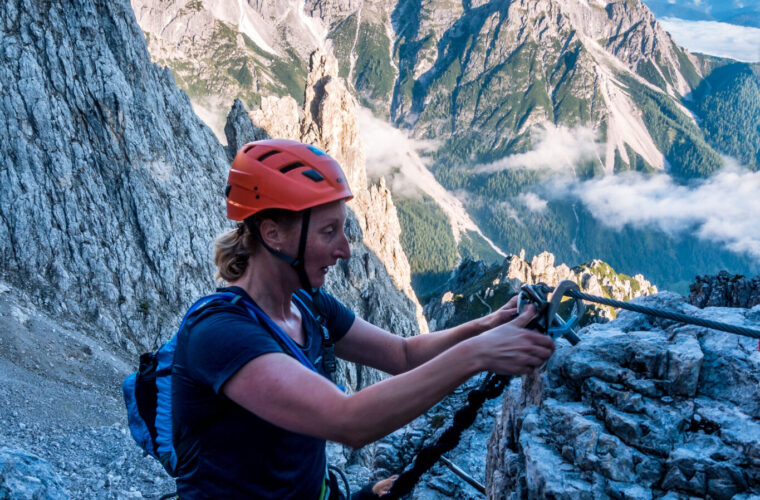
[245,209,317,295]
[245,209,335,379]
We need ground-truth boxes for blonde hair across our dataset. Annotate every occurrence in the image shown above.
[213,209,301,284]
[213,223,256,283]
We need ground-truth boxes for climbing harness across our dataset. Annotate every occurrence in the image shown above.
[384,280,760,498]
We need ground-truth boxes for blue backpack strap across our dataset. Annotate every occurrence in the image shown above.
[292,289,338,379]
[236,297,321,374]
[160,293,245,469]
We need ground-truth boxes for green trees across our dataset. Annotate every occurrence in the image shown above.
[692,62,760,171]
[396,196,459,294]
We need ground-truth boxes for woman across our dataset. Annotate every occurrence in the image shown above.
[171,139,555,499]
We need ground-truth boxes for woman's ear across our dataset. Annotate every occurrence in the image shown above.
[257,218,282,249]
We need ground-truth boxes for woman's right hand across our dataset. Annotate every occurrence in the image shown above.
[469,305,555,375]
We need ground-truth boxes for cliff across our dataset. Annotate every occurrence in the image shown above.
[1,0,230,355]
[0,0,427,496]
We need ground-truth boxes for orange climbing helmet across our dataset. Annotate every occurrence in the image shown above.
[225,139,354,221]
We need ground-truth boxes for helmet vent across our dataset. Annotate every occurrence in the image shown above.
[279,162,305,174]
[257,150,280,162]
[243,145,255,153]
[302,169,325,182]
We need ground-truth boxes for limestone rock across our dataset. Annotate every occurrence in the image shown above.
[301,49,368,193]
[250,49,428,333]
[426,253,656,331]
[250,95,301,142]
[486,293,760,499]
[0,0,231,355]
[689,271,760,309]
[0,447,69,499]
[224,98,267,160]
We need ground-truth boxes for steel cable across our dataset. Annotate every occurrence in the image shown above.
[565,290,760,339]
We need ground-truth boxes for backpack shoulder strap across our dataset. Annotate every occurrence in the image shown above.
[292,289,319,320]
[291,289,337,379]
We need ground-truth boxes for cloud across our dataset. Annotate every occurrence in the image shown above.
[473,124,603,174]
[558,165,760,261]
[659,17,760,62]
[518,192,548,212]
[357,107,437,199]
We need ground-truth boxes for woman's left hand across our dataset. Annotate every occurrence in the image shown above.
[483,294,520,331]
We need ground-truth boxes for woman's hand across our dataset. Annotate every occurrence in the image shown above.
[470,305,555,375]
[482,294,520,331]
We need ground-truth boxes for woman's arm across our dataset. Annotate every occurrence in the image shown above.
[335,296,521,374]
[224,306,553,448]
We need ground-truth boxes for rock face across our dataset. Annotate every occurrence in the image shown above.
[390,0,701,171]
[425,252,656,331]
[689,271,760,309]
[486,292,760,499]
[0,0,230,355]
[0,0,424,365]
[0,447,69,499]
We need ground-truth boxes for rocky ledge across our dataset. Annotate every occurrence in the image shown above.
[487,292,760,499]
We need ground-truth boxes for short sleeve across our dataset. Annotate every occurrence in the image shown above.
[314,290,355,343]
[182,304,285,394]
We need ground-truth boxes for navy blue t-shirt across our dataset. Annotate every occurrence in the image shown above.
[172,286,355,499]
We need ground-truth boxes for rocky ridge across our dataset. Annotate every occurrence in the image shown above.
[689,271,760,310]
[396,0,705,174]
[425,251,656,331]
[131,0,707,172]
[486,291,760,499]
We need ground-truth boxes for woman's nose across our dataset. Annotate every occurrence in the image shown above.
[336,230,350,259]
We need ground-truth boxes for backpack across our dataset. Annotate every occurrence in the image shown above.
[121,290,333,477]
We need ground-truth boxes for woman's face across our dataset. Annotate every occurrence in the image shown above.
[299,200,351,288]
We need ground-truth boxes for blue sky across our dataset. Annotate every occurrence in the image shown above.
[643,0,760,62]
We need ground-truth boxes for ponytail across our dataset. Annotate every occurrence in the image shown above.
[213,209,301,283]
[213,223,255,283]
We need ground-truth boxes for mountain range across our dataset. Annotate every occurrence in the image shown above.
[131,0,760,294]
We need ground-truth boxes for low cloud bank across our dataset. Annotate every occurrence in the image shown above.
[551,163,760,260]
[660,17,760,62]
[473,124,603,174]
[357,107,437,199]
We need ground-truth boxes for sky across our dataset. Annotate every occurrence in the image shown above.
[658,17,760,62]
